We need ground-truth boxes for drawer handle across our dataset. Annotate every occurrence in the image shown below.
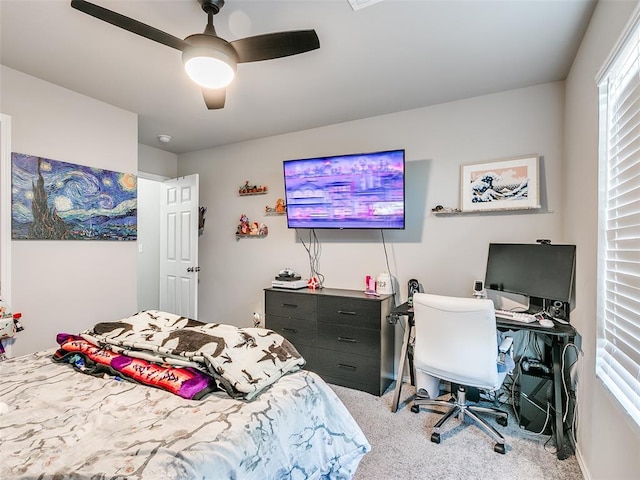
[281,303,298,309]
[337,310,357,316]
[282,327,297,334]
[338,363,356,371]
[338,337,356,343]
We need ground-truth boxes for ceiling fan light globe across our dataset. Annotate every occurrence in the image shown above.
[185,56,235,88]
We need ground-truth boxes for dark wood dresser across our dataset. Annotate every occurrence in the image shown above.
[264,287,394,396]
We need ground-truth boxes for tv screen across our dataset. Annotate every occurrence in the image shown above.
[484,243,576,304]
[283,149,405,229]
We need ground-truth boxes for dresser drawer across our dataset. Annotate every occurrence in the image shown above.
[265,314,316,347]
[319,374,383,396]
[317,324,379,357]
[317,296,380,329]
[315,349,379,384]
[265,291,317,320]
[293,343,317,372]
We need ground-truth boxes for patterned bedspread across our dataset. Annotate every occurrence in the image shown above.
[80,310,307,400]
[0,350,370,479]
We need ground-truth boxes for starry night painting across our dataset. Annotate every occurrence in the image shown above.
[11,153,137,240]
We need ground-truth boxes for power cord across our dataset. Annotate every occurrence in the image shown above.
[510,356,523,425]
[562,342,581,423]
[296,228,324,288]
[561,342,582,452]
[380,229,398,306]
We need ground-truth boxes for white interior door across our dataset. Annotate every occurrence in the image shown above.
[159,174,199,318]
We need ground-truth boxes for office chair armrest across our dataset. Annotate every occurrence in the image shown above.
[497,336,514,371]
[498,336,513,354]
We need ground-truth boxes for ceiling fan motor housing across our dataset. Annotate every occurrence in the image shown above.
[199,0,225,15]
[184,33,239,65]
[183,33,238,88]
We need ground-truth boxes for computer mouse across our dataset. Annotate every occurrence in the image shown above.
[539,319,554,328]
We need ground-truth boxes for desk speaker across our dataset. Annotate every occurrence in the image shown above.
[519,370,552,434]
[408,279,421,297]
[407,279,423,306]
[548,300,569,320]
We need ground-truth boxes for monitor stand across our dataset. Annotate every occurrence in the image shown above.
[528,296,544,314]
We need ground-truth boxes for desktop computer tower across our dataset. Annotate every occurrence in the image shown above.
[519,370,553,434]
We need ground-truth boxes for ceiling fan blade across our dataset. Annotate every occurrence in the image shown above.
[202,88,226,109]
[71,0,188,51]
[231,30,320,63]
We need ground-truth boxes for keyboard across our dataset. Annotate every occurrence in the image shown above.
[494,309,538,323]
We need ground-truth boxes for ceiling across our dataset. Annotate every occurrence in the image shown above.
[0,0,597,155]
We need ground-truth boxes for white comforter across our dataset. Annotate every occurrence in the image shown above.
[0,350,370,479]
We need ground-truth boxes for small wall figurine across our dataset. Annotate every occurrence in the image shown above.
[265,198,287,215]
[237,214,251,235]
[236,214,268,238]
[239,181,267,195]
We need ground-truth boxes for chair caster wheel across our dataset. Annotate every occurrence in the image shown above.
[411,404,420,413]
[430,433,441,444]
[497,416,508,427]
[494,443,506,454]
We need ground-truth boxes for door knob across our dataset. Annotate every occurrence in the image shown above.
[187,267,201,273]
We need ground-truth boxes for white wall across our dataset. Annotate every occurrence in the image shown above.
[564,1,640,479]
[178,82,566,335]
[0,65,138,356]
[0,114,12,307]
[139,143,178,179]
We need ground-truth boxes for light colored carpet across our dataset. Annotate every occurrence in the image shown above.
[330,382,584,480]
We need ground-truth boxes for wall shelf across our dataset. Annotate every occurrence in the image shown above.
[236,233,268,240]
[238,180,267,196]
[265,199,286,215]
[432,206,542,217]
[238,191,267,197]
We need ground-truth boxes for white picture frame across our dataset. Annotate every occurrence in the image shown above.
[460,155,540,212]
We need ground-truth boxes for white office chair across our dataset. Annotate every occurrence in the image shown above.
[410,293,510,454]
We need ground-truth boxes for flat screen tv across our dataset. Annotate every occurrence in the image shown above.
[283,149,405,229]
[484,243,576,305]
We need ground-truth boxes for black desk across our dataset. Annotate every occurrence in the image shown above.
[389,302,575,460]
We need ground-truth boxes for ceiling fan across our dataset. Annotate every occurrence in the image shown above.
[70,0,320,109]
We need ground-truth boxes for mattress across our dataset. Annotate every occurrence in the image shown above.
[0,350,370,479]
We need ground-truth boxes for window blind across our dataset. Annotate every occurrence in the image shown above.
[597,17,640,427]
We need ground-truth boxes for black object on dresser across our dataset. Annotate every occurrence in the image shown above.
[265,288,395,396]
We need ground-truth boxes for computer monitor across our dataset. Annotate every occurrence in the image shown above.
[484,243,576,309]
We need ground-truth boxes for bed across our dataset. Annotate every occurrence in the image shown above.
[0,311,370,479]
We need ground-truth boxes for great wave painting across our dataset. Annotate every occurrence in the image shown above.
[460,155,540,212]
[11,153,137,240]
